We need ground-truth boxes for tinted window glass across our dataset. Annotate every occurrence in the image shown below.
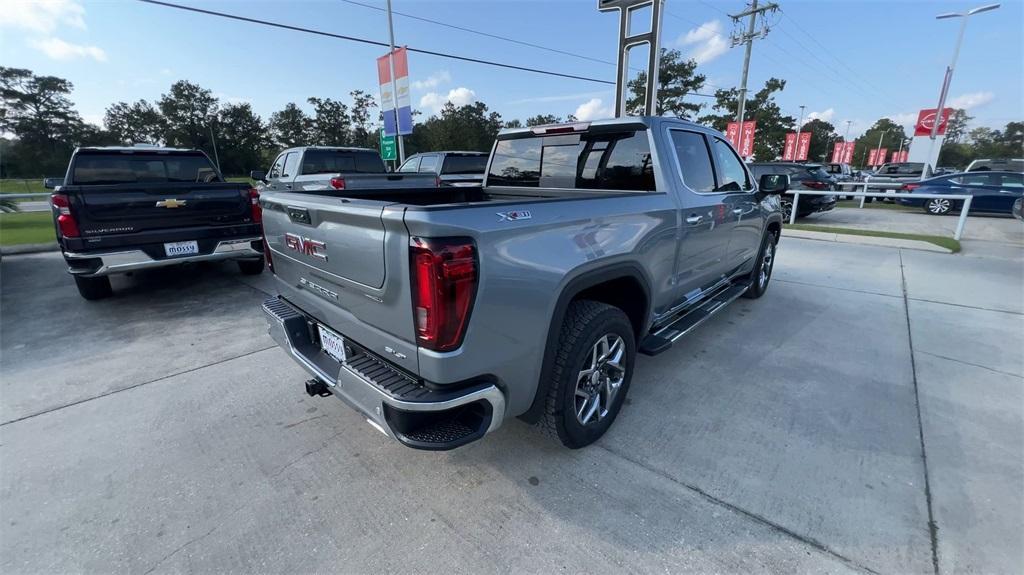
[961,172,992,186]
[282,152,300,177]
[441,155,488,174]
[269,154,286,178]
[418,155,439,173]
[487,130,654,191]
[999,173,1023,188]
[71,153,220,185]
[670,130,715,193]
[398,157,420,172]
[300,150,385,174]
[711,138,751,191]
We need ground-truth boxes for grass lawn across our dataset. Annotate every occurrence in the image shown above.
[785,222,961,253]
[0,212,56,246]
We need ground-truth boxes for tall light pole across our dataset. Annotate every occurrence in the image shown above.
[794,105,806,160]
[922,3,1000,177]
[843,120,852,143]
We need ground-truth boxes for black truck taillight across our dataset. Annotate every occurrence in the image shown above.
[409,237,477,352]
[50,193,80,238]
[249,188,262,223]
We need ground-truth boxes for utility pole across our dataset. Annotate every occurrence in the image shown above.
[730,0,779,150]
[843,120,852,142]
[794,104,806,158]
[385,0,405,164]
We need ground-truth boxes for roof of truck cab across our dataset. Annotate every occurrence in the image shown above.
[75,146,200,153]
[282,146,377,153]
[497,116,706,137]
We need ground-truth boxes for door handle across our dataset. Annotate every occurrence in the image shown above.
[685,215,704,225]
[732,208,744,215]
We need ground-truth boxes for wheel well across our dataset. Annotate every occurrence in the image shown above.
[767,221,781,239]
[573,276,647,341]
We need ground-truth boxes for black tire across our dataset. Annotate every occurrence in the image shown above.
[923,197,953,216]
[74,275,112,300]
[538,300,636,449]
[743,229,778,299]
[237,257,265,275]
[781,198,794,221]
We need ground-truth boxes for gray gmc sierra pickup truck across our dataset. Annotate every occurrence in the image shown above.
[260,117,788,450]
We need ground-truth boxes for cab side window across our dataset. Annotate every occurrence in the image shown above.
[669,130,716,193]
[268,154,286,179]
[711,138,751,192]
[418,155,439,173]
[282,152,300,178]
[399,157,420,172]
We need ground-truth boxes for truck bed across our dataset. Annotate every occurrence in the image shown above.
[287,186,636,207]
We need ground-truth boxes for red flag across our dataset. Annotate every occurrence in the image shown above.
[914,108,954,136]
[796,132,812,161]
[876,148,888,166]
[739,120,756,157]
[842,142,856,164]
[831,142,844,163]
[726,122,740,148]
[868,149,878,166]
[783,133,797,161]
[900,150,909,162]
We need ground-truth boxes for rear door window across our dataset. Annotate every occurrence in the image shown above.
[300,150,385,174]
[418,155,439,173]
[487,130,654,191]
[441,155,488,174]
[71,153,220,185]
[669,130,715,193]
[998,173,1023,188]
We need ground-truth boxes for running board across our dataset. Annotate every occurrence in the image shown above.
[638,282,750,356]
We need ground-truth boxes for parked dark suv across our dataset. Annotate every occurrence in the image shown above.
[399,151,488,187]
[748,162,837,219]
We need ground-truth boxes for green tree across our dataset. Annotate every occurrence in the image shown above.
[937,142,973,169]
[801,119,839,163]
[525,114,561,126]
[854,118,907,167]
[104,99,164,145]
[627,48,707,119]
[701,78,795,160]
[944,108,972,144]
[307,97,351,146]
[503,119,523,129]
[216,102,269,175]
[158,80,219,153]
[268,102,311,148]
[349,90,378,149]
[407,101,503,154]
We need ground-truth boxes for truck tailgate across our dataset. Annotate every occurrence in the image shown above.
[261,192,419,372]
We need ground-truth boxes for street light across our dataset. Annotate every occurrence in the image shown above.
[922,3,1000,177]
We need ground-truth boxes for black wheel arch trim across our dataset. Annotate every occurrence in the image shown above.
[519,262,652,424]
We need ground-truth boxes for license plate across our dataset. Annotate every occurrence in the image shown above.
[164,240,199,257]
[318,324,347,363]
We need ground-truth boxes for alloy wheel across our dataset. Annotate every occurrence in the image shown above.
[927,198,951,214]
[759,239,775,288]
[574,334,626,425]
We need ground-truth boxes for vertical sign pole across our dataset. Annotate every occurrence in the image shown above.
[614,8,629,117]
[601,0,664,118]
[385,0,405,164]
[645,0,663,116]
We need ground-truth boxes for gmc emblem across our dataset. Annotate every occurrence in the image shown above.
[284,233,327,261]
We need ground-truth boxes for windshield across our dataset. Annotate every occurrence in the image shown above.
[300,150,385,174]
[441,155,488,175]
[71,153,220,185]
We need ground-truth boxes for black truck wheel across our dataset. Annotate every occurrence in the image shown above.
[74,275,112,300]
[538,300,636,449]
[743,229,778,299]
[237,258,265,275]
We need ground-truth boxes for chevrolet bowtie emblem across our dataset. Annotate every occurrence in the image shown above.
[156,199,186,208]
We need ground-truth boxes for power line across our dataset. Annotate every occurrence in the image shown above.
[135,0,614,86]
[338,0,617,68]
[778,8,887,96]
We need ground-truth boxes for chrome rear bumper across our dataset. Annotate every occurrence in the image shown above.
[65,238,262,277]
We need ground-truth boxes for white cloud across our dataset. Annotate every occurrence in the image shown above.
[574,98,614,122]
[215,93,251,106]
[804,108,835,125]
[159,68,173,76]
[411,70,451,91]
[948,91,994,110]
[1,0,86,33]
[29,36,106,61]
[676,20,729,65]
[419,87,476,114]
[81,112,104,127]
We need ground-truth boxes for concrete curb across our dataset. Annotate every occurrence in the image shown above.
[783,228,952,253]
[0,242,60,256]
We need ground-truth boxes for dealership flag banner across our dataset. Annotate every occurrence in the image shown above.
[842,141,855,164]
[783,133,797,161]
[868,148,878,166]
[831,142,844,163]
[796,132,811,161]
[739,121,756,157]
[899,150,909,162]
[726,122,740,148]
[377,47,413,136]
[876,148,888,166]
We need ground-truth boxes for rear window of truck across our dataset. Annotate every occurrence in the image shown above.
[441,155,487,175]
[487,130,655,191]
[71,153,220,185]
[300,150,385,174]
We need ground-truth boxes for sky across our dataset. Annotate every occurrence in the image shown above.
[1,0,1022,141]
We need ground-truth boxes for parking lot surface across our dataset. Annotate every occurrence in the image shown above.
[1,236,1021,574]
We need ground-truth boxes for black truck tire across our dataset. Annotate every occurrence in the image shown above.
[538,300,636,449]
[74,275,112,300]
[743,229,778,299]
[237,258,265,275]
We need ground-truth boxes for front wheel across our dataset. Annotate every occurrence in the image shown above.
[924,197,953,215]
[743,229,778,299]
[781,198,794,221]
[538,300,636,449]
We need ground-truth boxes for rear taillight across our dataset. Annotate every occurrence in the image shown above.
[50,193,80,238]
[329,177,346,190]
[249,188,262,223]
[901,183,920,191]
[801,180,829,190]
[409,237,477,352]
[435,175,442,188]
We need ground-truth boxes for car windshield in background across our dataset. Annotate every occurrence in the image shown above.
[71,154,220,185]
[300,150,385,175]
[487,130,654,191]
[441,155,488,175]
[806,165,831,178]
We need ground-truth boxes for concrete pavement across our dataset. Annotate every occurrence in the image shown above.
[1,237,1020,574]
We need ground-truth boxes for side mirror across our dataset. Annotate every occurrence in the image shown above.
[43,177,62,190]
[249,170,267,182]
[759,173,789,194]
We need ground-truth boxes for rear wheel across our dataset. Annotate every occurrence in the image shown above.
[538,300,636,449]
[924,197,953,215]
[743,229,778,299]
[74,275,112,300]
[237,258,265,275]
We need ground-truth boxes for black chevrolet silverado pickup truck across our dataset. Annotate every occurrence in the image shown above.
[45,146,265,300]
